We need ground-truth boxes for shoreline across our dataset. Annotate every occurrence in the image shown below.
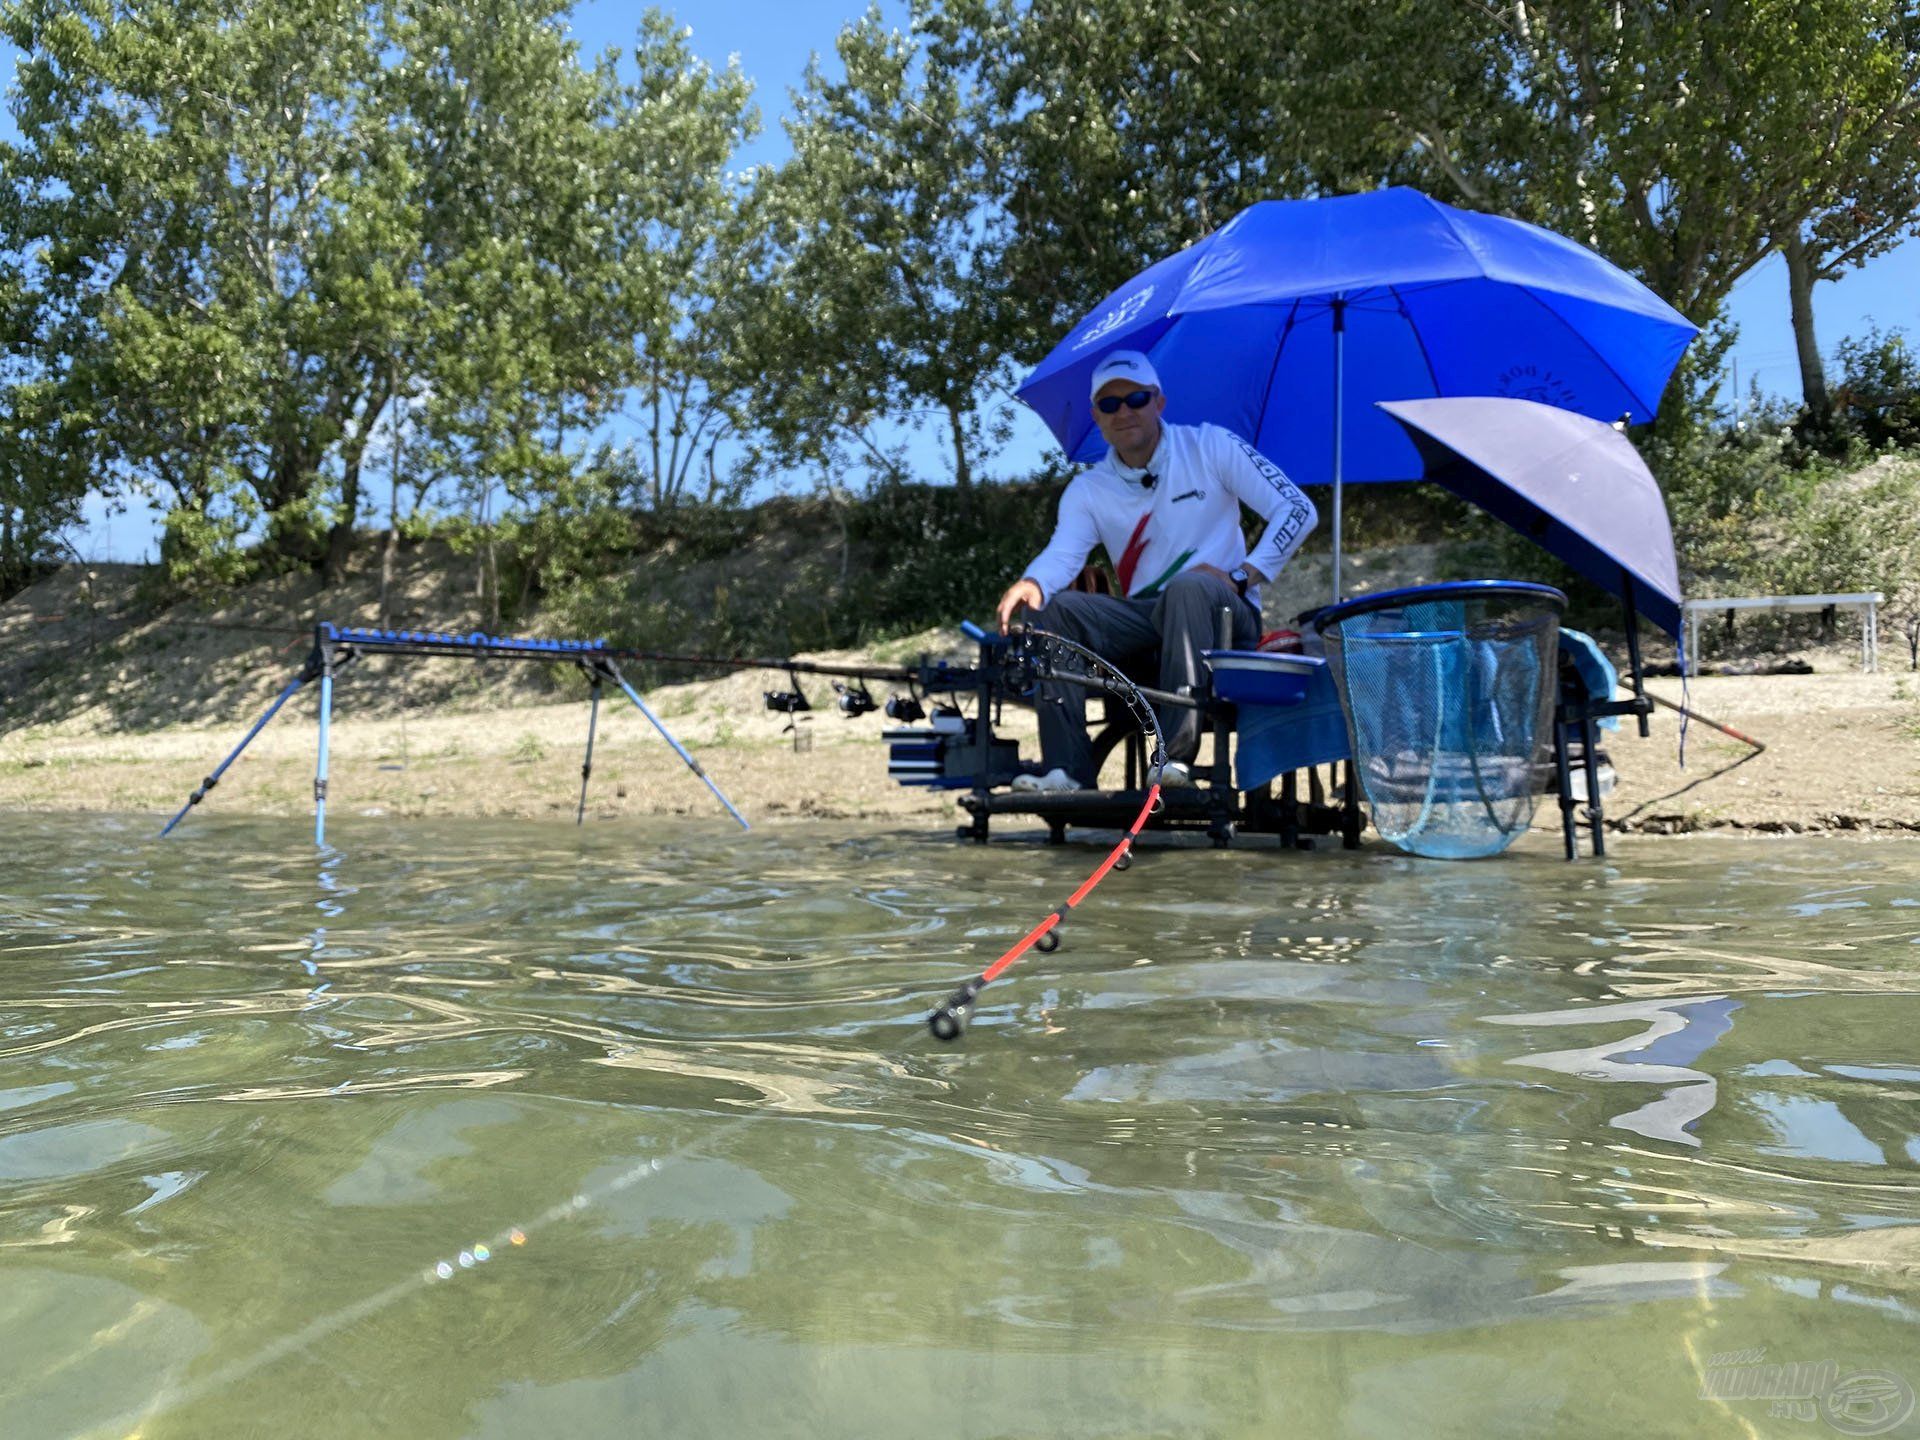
[4,667,1917,841]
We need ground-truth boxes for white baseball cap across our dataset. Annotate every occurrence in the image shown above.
[1088,349,1161,400]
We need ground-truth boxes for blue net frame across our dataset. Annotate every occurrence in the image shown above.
[1313,581,1567,859]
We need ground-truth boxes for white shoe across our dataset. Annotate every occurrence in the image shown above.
[1147,759,1195,788]
[1010,767,1083,794]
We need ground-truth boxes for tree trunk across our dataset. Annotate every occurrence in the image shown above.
[946,402,972,489]
[378,415,403,628]
[483,532,500,631]
[1784,231,1831,418]
[378,523,399,628]
[946,401,973,518]
[322,459,360,588]
[321,378,393,588]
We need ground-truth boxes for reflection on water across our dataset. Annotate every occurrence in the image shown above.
[1,813,1919,1437]
[1486,995,1738,1147]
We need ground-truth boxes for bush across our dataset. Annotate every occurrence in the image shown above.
[157,501,260,593]
[1831,328,1920,453]
[841,479,1057,639]
[1780,457,1920,667]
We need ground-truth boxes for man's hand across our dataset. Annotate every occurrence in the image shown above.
[996,577,1043,635]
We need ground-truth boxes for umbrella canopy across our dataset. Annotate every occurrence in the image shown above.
[1017,185,1696,494]
[1378,396,1684,639]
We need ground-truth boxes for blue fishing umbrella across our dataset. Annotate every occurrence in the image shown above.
[1015,187,1698,598]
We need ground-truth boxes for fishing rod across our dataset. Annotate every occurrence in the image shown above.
[927,627,1167,1043]
[598,638,1213,714]
[1646,691,1766,752]
[316,628,1214,713]
[1610,693,1769,828]
[597,646,916,685]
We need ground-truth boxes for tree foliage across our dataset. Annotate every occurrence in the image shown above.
[4,0,1919,619]
[917,0,1920,399]
[926,0,1329,364]
[0,0,753,588]
[1299,0,1920,331]
[737,7,1017,495]
[1831,326,1920,451]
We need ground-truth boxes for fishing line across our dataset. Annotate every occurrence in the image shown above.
[1611,695,1768,828]
[927,626,1167,1043]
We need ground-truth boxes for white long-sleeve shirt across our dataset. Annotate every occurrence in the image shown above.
[1023,423,1317,610]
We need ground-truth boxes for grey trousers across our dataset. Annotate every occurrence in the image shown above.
[1029,571,1260,784]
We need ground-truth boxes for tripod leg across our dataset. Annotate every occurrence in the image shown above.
[606,662,750,830]
[577,679,602,825]
[315,659,335,848]
[160,671,310,837]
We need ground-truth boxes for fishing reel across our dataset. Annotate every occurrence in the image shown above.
[833,681,877,718]
[765,670,814,743]
[884,693,925,724]
[764,679,811,714]
[999,628,1045,697]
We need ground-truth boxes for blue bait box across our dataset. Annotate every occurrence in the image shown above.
[1202,650,1325,706]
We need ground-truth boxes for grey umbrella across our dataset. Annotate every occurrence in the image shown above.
[1377,396,1683,639]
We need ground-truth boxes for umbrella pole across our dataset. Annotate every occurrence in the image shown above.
[1331,296,1347,603]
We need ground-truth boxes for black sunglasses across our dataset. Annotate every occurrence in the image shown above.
[1095,389,1156,415]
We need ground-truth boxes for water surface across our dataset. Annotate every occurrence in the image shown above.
[3,813,1919,1438]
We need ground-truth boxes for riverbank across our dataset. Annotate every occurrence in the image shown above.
[3,660,1916,838]
[5,544,1916,839]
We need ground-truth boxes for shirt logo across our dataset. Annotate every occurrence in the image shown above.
[1170,488,1204,504]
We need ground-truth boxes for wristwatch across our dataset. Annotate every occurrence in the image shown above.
[1229,566,1251,598]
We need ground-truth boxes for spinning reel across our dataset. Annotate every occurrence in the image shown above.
[764,669,811,717]
[833,681,877,718]
[883,693,925,724]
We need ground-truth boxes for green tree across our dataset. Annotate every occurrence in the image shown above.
[925,0,1920,415]
[1303,0,1920,423]
[1307,2,1918,319]
[2,0,405,583]
[615,17,758,510]
[0,390,88,596]
[739,7,1019,497]
[1777,4,1920,422]
[927,0,1319,364]
[1831,326,1920,450]
[0,0,755,590]
[0,252,89,595]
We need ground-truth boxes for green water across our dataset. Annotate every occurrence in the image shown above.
[3,813,1919,1439]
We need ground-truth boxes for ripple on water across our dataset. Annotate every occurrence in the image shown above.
[2,815,1919,1435]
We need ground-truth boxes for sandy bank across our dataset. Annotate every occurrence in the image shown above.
[3,659,1917,841]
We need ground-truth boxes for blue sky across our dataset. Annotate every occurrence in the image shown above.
[10,0,1918,561]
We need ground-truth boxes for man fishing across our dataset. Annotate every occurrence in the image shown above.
[994,349,1318,791]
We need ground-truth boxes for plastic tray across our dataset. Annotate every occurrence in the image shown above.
[1202,649,1325,706]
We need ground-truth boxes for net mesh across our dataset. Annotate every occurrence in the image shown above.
[1319,585,1564,859]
